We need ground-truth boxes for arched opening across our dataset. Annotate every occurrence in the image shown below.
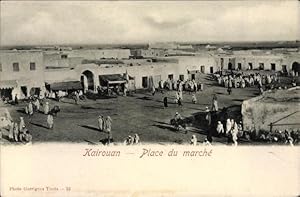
[228,62,233,70]
[292,62,300,75]
[81,70,94,91]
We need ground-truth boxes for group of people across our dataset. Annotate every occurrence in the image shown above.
[97,115,113,143]
[190,135,212,146]
[215,72,279,95]
[258,129,299,146]
[162,91,198,108]
[158,78,203,93]
[1,109,32,144]
[25,97,41,116]
[204,95,243,146]
[45,89,84,104]
[123,134,140,145]
[24,99,54,129]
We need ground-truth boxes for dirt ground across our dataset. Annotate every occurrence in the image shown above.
[1,76,260,145]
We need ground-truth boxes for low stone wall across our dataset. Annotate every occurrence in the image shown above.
[242,88,300,133]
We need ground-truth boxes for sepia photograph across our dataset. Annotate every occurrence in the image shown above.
[0,1,299,196]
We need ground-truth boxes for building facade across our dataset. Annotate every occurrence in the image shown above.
[1,48,299,100]
[215,51,300,74]
[0,50,45,99]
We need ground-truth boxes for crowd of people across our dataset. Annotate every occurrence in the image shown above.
[215,72,280,95]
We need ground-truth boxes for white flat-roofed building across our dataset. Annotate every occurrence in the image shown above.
[0,50,45,99]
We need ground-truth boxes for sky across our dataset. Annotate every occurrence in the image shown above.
[0,1,299,46]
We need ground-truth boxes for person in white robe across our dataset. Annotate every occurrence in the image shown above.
[216,121,224,135]
[13,122,19,142]
[19,117,25,132]
[98,115,103,131]
[47,114,54,129]
[226,119,232,135]
[44,102,50,115]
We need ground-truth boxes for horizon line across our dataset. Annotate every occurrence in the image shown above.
[1,40,299,47]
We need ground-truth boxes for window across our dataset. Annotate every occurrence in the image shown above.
[179,75,184,81]
[30,62,36,70]
[0,63,2,72]
[238,63,242,70]
[61,54,68,59]
[168,74,174,80]
[259,63,264,70]
[271,63,276,71]
[248,63,253,70]
[13,62,19,72]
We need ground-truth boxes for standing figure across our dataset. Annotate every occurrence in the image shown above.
[14,94,18,105]
[74,91,79,104]
[134,134,140,144]
[98,115,103,131]
[216,121,224,136]
[28,101,34,116]
[192,94,197,104]
[151,85,156,96]
[227,87,232,95]
[47,114,54,129]
[44,102,50,115]
[163,96,168,108]
[105,116,113,143]
[174,92,179,103]
[226,118,232,135]
[179,91,183,101]
[13,122,19,142]
[8,122,14,141]
[177,97,182,107]
[35,99,40,112]
[211,95,218,112]
[231,119,238,146]
[19,117,25,132]
[124,83,128,97]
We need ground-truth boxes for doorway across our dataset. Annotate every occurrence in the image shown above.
[200,66,205,73]
[142,76,148,88]
[228,62,233,70]
[21,86,27,97]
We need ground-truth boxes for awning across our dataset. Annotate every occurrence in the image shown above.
[49,81,83,91]
[99,74,127,84]
[0,80,18,89]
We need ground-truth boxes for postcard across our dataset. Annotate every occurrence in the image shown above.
[0,1,299,196]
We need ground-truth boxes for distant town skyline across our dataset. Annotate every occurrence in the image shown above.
[1,1,299,46]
